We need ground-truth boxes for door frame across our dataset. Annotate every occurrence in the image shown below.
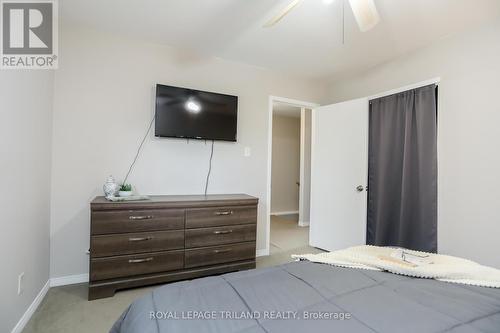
[264,96,320,257]
[298,107,312,227]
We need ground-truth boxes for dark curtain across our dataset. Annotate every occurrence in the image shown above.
[367,84,437,252]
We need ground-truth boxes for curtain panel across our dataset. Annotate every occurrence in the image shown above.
[367,84,438,252]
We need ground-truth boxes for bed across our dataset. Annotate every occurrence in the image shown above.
[110,260,500,333]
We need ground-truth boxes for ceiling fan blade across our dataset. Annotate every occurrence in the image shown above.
[263,0,303,28]
[348,0,380,32]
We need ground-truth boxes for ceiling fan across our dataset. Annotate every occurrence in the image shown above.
[264,0,380,33]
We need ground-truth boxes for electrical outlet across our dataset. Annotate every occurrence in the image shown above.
[18,272,24,295]
[244,147,251,157]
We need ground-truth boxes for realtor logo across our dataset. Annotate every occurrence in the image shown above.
[1,0,58,69]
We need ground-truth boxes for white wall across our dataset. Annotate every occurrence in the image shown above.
[271,115,301,214]
[0,71,54,332]
[327,19,500,268]
[50,25,327,278]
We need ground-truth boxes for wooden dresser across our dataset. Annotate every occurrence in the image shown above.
[89,194,258,300]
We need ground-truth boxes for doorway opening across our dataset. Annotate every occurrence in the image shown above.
[266,96,319,256]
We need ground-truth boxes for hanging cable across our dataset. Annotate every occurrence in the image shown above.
[204,140,215,196]
[122,113,155,185]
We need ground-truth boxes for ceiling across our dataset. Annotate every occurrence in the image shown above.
[273,102,301,118]
[60,0,500,81]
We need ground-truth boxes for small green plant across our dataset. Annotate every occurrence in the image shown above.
[120,184,132,192]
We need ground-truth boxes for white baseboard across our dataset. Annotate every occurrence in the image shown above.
[256,248,270,257]
[50,274,88,287]
[11,274,89,333]
[271,211,299,216]
[11,280,50,333]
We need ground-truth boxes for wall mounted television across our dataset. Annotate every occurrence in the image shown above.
[155,84,238,142]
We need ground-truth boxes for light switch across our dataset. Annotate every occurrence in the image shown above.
[244,147,251,157]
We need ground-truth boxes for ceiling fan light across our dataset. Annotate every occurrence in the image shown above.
[348,0,380,32]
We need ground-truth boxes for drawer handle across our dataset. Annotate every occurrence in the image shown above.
[129,215,154,221]
[128,257,154,264]
[213,248,232,254]
[214,210,233,216]
[128,236,153,242]
[213,230,233,235]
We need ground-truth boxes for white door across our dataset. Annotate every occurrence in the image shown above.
[309,98,369,251]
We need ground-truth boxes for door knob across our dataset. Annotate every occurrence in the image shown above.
[356,185,364,192]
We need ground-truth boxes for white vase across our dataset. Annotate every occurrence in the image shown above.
[118,191,133,197]
[103,175,119,198]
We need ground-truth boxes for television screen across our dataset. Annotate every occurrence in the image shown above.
[155,84,238,142]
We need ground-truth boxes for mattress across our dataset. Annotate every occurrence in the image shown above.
[110,261,500,333]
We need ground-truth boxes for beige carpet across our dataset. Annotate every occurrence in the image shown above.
[22,245,322,333]
[270,214,309,254]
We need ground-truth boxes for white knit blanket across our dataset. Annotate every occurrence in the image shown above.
[292,245,500,288]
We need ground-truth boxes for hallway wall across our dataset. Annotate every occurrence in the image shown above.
[271,115,301,214]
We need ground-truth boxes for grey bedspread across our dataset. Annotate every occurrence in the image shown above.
[110,261,500,333]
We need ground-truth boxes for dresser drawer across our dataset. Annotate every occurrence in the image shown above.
[90,250,184,280]
[185,242,255,268]
[91,230,184,258]
[91,209,184,235]
[186,206,257,229]
[185,224,256,248]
